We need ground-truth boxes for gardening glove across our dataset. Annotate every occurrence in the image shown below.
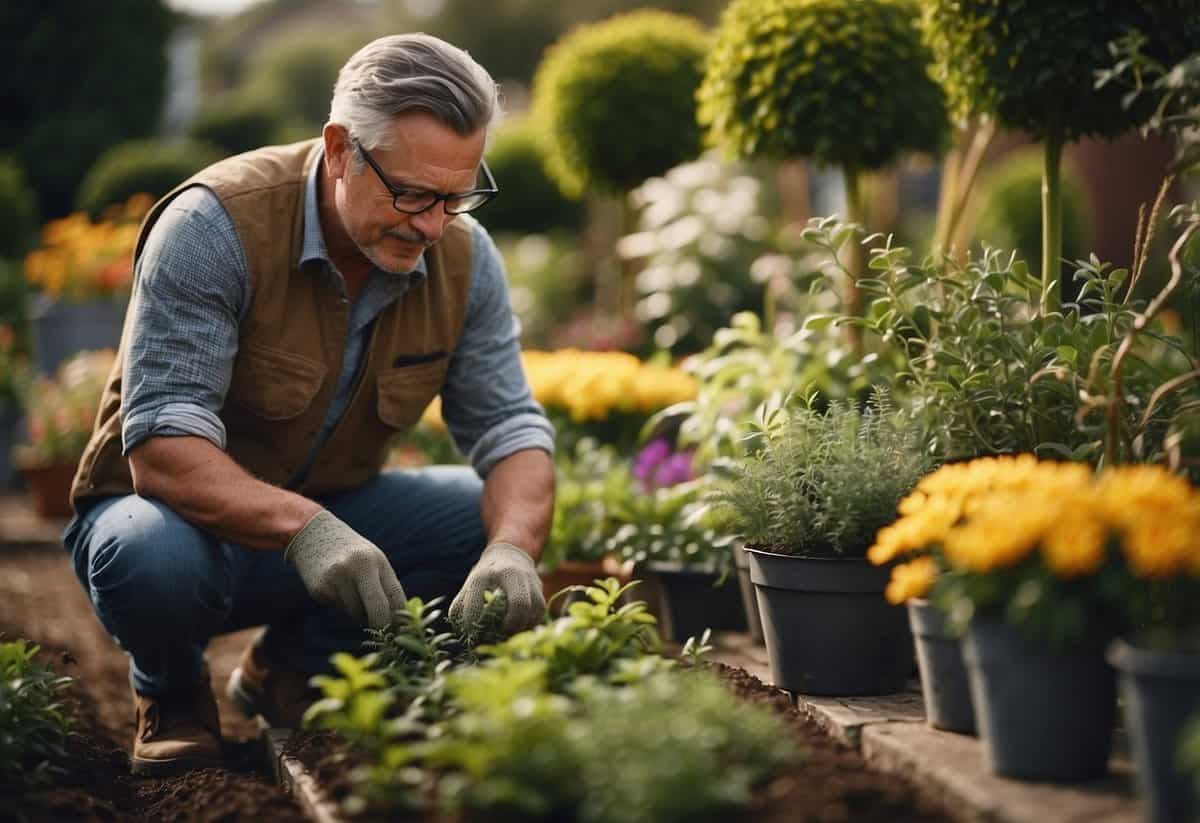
[449,542,546,636]
[284,510,407,630]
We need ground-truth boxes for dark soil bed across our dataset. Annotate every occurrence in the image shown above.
[286,665,956,823]
[0,545,307,822]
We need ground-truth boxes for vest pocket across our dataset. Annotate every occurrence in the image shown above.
[227,341,327,421]
[376,361,448,428]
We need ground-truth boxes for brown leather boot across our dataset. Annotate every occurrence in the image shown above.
[131,680,223,776]
[226,637,319,729]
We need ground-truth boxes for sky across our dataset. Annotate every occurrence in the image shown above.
[165,0,264,16]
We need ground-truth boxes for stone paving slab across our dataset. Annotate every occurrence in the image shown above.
[707,632,1144,823]
[862,723,1141,823]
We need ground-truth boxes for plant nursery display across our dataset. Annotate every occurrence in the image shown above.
[714,394,932,694]
[875,455,1200,783]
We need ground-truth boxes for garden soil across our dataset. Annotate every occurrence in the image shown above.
[1,544,955,823]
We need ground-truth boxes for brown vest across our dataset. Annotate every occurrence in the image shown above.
[71,139,473,507]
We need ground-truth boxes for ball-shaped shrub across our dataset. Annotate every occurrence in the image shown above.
[483,116,584,235]
[698,0,949,170]
[190,90,287,156]
[974,148,1091,276]
[76,139,224,217]
[0,159,38,259]
[921,0,1200,139]
[532,11,710,197]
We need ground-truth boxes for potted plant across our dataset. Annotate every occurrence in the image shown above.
[12,348,115,518]
[867,460,987,735]
[713,393,932,695]
[21,195,147,377]
[928,459,1200,782]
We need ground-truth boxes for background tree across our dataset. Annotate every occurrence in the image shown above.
[1,0,173,218]
[697,0,949,325]
[921,0,1200,313]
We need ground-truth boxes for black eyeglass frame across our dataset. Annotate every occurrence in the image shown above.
[353,139,499,216]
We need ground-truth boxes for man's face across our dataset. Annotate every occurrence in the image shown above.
[327,113,486,274]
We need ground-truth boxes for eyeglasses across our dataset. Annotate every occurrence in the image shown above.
[353,139,498,215]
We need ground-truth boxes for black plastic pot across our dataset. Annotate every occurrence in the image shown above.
[747,549,911,695]
[646,562,747,643]
[733,543,764,643]
[963,618,1116,781]
[909,599,975,735]
[1108,639,1200,823]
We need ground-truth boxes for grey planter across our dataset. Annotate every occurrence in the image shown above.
[31,295,126,377]
[1108,639,1200,823]
[747,549,912,695]
[733,543,764,643]
[645,561,747,643]
[963,618,1116,781]
[909,598,975,735]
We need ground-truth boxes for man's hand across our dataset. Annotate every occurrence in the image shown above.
[450,542,546,636]
[285,511,406,629]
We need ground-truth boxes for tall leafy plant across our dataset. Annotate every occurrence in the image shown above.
[921,0,1200,312]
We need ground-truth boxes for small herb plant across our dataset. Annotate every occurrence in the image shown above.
[714,392,933,557]
[0,638,74,791]
[305,580,800,821]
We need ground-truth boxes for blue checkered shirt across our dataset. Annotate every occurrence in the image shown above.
[120,152,554,486]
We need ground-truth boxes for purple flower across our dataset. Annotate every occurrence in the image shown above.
[633,438,672,485]
[653,451,694,488]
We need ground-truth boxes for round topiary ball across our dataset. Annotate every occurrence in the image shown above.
[483,116,584,235]
[698,0,949,170]
[532,10,710,197]
[921,0,1200,139]
[76,139,224,218]
[190,89,287,157]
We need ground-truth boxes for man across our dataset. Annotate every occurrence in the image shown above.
[62,33,555,776]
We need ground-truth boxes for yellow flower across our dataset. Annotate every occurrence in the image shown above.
[885,556,937,605]
[1040,498,1109,578]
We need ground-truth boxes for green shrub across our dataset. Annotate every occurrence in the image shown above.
[973,147,1091,290]
[532,11,710,197]
[698,0,948,171]
[190,89,286,156]
[0,159,38,259]
[484,116,583,235]
[240,33,354,134]
[714,393,933,556]
[3,0,172,218]
[0,639,73,791]
[76,139,224,217]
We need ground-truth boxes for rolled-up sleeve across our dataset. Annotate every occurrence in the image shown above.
[440,221,555,477]
[120,186,248,455]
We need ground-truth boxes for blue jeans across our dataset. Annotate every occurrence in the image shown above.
[63,466,486,696]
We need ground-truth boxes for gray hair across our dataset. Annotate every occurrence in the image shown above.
[329,34,501,153]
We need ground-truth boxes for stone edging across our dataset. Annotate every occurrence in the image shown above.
[263,726,346,823]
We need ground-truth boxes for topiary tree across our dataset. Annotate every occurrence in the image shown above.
[76,139,223,218]
[921,0,1200,313]
[532,10,710,317]
[697,0,949,322]
[532,10,710,198]
[483,116,584,235]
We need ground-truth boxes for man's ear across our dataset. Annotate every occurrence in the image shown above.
[323,123,352,180]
